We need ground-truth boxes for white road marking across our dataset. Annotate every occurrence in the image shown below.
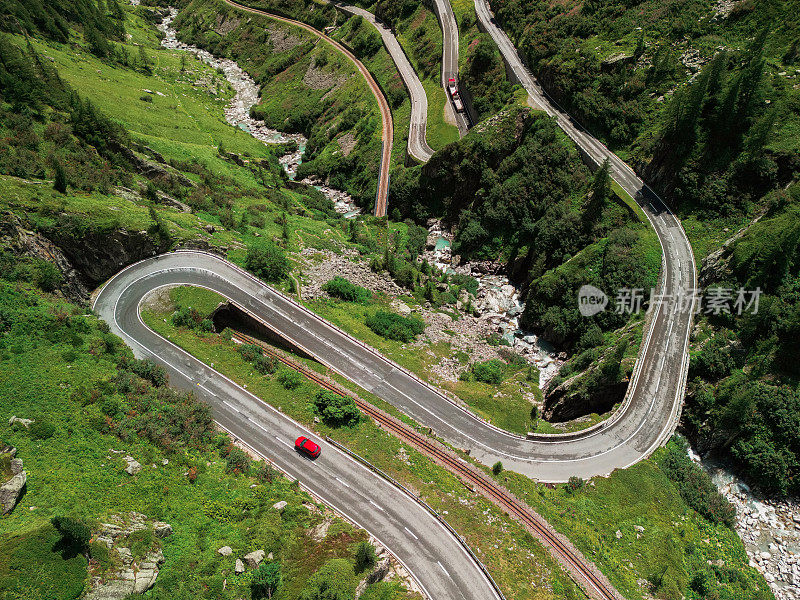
[405,526,419,540]
[274,436,292,448]
[222,400,240,413]
[335,476,350,488]
[369,500,384,511]
[438,561,450,577]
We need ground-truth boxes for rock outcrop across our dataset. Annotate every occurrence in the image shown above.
[45,224,167,286]
[243,549,265,569]
[0,447,26,515]
[0,212,91,304]
[87,513,169,600]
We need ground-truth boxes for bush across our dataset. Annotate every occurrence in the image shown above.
[313,390,361,427]
[354,541,376,572]
[565,476,585,494]
[252,562,282,599]
[246,241,289,282]
[29,420,56,440]
[322,277,371,303]
[492,461,503,476]
[277,369,303,390]
[238,343,262,362]
[254,354,277,375]
[254,463,278,483]
[51,516,91,553]
[225,446,250,475]
[658,437,736,527]
[365,310,425,343]
[472,359,505,384]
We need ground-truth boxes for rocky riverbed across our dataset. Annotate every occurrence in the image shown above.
[157,7,359,216]
[421,220,563,387]
[299,219,563,393]
[696,452,800,599]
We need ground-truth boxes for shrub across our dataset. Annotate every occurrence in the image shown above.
[365,310,425,342]
[472,359,505,384]
[254,463,278,483]
[657,437,736,527]
[29,420,56,440]
[354,541,376,572]
[313,390,361,427]
[52,516,91,553]
[225,446,250,475]
[53,160,67,194]
[139,94,153,103]
[252,562,282,599]
[277,369,303,390]
[254,354,278,375]
[238,343,262,362]
[492,461,503,475]
[187,466,198,483]
[245,241,289,282]
[565,476,585,494]
[119,357,168,387]
[322,276,371,303]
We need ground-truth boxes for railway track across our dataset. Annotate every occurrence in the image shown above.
[229,330,622,600]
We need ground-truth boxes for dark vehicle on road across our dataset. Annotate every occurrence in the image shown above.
[295,436,321,458]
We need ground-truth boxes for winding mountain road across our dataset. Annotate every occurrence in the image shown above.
[220,0,393,216]
[473,0,697,469]
[432,0,471,135]
[332,2,435,162]
[93,252,500,600]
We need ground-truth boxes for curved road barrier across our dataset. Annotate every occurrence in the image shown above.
[474,0,696,457]
[220,0,393,216]
[333,2,434,162]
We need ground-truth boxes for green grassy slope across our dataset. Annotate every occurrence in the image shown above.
[142,284,770,600]
[0,274,411,600]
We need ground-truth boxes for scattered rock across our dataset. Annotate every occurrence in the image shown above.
[615,530,623,539]
[7,416,34,428]
[124,456,142,476]
[243,549,265,569]
[0,471,26,515]
[235,559,245,574]
[218,546,233,557]
[153,521,173,538]
[272,500,288,513]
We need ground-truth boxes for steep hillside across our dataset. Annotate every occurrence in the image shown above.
[391,107,661,419]
[174,0,385,208]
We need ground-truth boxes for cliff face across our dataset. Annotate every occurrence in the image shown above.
[45,224,168,286]
[543,374,628,422]
[0,212,90,304]
[542,320,641,422]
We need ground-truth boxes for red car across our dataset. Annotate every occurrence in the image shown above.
[295,436,321,459]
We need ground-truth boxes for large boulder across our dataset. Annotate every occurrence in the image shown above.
[124,456,142,476]
[243,549,265,569]
[0,472,26,515]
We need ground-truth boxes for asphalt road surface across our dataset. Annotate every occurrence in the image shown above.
[93,254,500,600]
[97,248,694,482]
[220,0,393,216]
[334,3,434,162]
[473,0,697,469]
[432,0,470,135]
